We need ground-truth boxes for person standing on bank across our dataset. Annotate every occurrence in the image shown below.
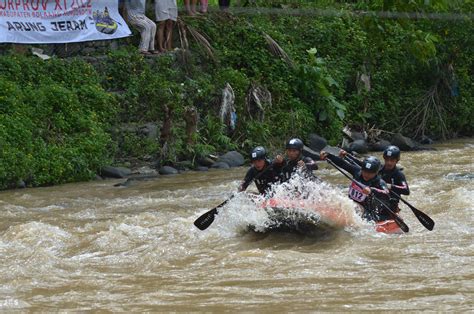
[238,146,280,196]
[199,0,208,13]
[125,0,158,55]
[184,0,197,15]
[155,0,177,52]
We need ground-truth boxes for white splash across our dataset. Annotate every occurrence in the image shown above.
[210,172,363,234]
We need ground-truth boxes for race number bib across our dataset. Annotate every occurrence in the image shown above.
[348,182,367,202]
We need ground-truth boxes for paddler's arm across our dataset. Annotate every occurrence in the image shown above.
[339,149,364,167]
[238,167,255,192]
[320,151,360,177]
[369,179,390,197]
[271,154,285,172]
[390,170,410,196]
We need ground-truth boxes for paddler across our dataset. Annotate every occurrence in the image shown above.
[320,151,392,222]
[273,138,318,183]
[339,145,410,213]
[238,146,280,195]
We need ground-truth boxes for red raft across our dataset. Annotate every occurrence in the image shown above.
[375,219,404,234]
[256,197,403,235]
[252,197,356,235]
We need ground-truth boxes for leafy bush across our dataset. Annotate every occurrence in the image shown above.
[0,57,114,189]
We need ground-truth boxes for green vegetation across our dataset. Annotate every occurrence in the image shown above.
[0,56,115,189]
[0,0,472,189]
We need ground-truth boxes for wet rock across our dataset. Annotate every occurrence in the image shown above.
[307,134,327,152]
[369,140,391,152]
[211,161,231,169]
[114,174,159,187]
[159,166,178,175]
[16,180,26,189]
[217,151,244,167]
[391,133,419,151]
[321,145,341,156]
[100,166,132,178]
[197,157,215,167]
[114,179,132,187]
[420,135,434,145]
[302,145,320,160]
[345,139,368,154]
[196,166,209,171]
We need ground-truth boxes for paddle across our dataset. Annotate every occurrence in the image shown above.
[388,190,435,231]
[343,152,435,231]
[325,158,409,233]
[193,164,274,231]
[193,195,235,231]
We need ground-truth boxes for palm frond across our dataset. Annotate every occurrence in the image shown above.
[186,25,217,62]
[263,32,294,68]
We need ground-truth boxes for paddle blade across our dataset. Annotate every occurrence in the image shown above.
[193,208,217,231]
[409,204,435,231]
[193,196,234,231]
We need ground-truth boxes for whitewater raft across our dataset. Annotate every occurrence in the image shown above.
[249,197,403,235]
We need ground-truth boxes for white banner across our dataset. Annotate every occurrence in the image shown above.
[0,0,131,44]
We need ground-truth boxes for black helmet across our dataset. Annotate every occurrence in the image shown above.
[250,146,267,161]
[286,138,304,150]
[361,156,381,173]
[383,145,401,159]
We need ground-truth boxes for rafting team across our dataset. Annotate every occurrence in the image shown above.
[238,138,410,224]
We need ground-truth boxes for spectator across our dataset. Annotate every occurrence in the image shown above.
[184,0,197,15]
[199,0,208,13]
[155,0,177,52]
[125,0,158,55]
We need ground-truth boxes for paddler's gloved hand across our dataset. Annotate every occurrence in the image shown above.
[338,149,348,158]
[273,155,284,164]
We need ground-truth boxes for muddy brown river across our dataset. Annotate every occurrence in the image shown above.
[0,139,472,311]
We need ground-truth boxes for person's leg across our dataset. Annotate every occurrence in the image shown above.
[165,19,174,50]
[128,13,151,52]
[184,0,194,15]
[147,18,157,52]
[200,0,208,13]
[157,21,166,52]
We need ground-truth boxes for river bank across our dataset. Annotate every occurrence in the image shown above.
[1,7,472,190]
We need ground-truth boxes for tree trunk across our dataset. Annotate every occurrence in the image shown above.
[184,106,198,145]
